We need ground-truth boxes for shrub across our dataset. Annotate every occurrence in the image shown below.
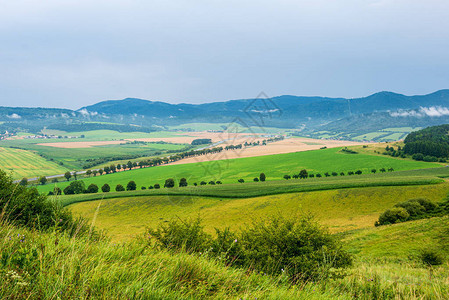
[115,184,125,192]
[420,249,444,266]
[238,179,244,183]
[259,173,266,182]
[86,184,99,194]
[0,169,77,232]
[394,199,426,217]
[101,183,110,193]
[208,181,216,185]
[154,184,160,189]
[200,181,207,185]
[238,215,352,281]
[216,181,222,184]
[355,170,362,175]
[375,207,409,226]
[148,185,154,189]
[148,217,211,252]
[283,175,291,180]
[423,155,438,162]
[141,186,146,190]
[412,153,424,161]
[316,173,322,178]
[54,187,62,195]
[253,177,259,182]
[331,172,338,176]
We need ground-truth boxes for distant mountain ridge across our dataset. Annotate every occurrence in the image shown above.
[2,89,449,141]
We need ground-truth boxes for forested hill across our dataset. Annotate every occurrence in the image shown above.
[403,124,449,158]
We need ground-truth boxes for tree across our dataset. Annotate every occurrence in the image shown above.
[340,172,345,176]
[316,173,322,178]
[63,181,86,195]
[126,181,137,191]
[39,176,47,185]
[324,172,330,177]
[154,183,160,189]
[73,172,77,180]
[86,184,99,193]
[379,168,386,173]
[104,166,110,174]
[64,171,72,181]
[93,170,98,177]
[110,164,116,173]
[216,181,222,184]
[86,170,92,177]
[101,183,110,193]
[259,173,266,182]
[141,186,146,190]
[19,177,28,186]
[127,161,133,170]
[179,178,188,187]
[299,169,308,179]
[309,174,315,178]
[283,175,291,180]
[331,172,338,177]
[115,184,125,192]
[253,177,259,182]
[200,181,207,185]
[238,179,245,183]
[355,170,362,175]
[98,169,104,175]
[388,167,394,172]
[371,169,377,174]
[164,178,175,188]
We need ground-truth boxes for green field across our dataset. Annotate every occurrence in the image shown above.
[69,182,449,241]
[0,130,190,169]
[0,147,67,179]
[37,147,439,194]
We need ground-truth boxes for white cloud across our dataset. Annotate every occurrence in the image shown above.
[390,106,449,117]
[7,113,21,119]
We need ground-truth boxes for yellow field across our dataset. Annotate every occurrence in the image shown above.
[69,183,449,241]
[0,147,68,179]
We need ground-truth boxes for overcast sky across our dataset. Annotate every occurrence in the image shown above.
[1,0,449,109]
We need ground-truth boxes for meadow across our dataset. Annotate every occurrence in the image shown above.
[0,147,67,179]
[69,183,449,241]
[36,146,439,194]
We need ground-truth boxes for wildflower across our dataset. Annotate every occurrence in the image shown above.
[234,239,237,243]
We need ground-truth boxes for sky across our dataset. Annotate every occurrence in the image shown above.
[1,0,449,109]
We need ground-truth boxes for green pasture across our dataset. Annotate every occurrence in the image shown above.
[37,147,439,194]
[0,147,67,179]
[0,136,188,170]
[68,183,449,241]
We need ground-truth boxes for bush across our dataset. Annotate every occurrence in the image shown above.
[115,184,125,192]
[148,217,211,253]
[154,184,160,189]
[423,155,438,162]
[208,181,215,185]
[126,181,137,191]
[0,169,79,232]
[216,181,222,184]
[238,215,352,281]
[395,199,426,217]
[253,177,259,182]
[259,173,266,182]
[86,184,99,194]
[101,183,110,193]
[412,153,424,161]
[200,181,207,185]
[375,207,409,226]
[420,249,444,266]
[238,179,244,183]
[147,215,352,282]
[179,178,188,187]
[141,186,146,190]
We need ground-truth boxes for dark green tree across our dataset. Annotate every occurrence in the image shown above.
[115,184,125,192]
[259,173,266,182]
[64,171,72,181]
[19,177,28,186]
[101,183,110,193]
[179,178,188,187]
[39,176,47,185]
[126,181,137,191]
[164,178,175,188]
[86,184,99,193]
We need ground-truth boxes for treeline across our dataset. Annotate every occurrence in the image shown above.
[403,124,449,158]
[191,138,212,145]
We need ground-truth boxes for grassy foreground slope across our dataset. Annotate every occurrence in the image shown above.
[37,147,438,194]
[0,147,67,179]
[69,183,449,241]
[2,213,447,299]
